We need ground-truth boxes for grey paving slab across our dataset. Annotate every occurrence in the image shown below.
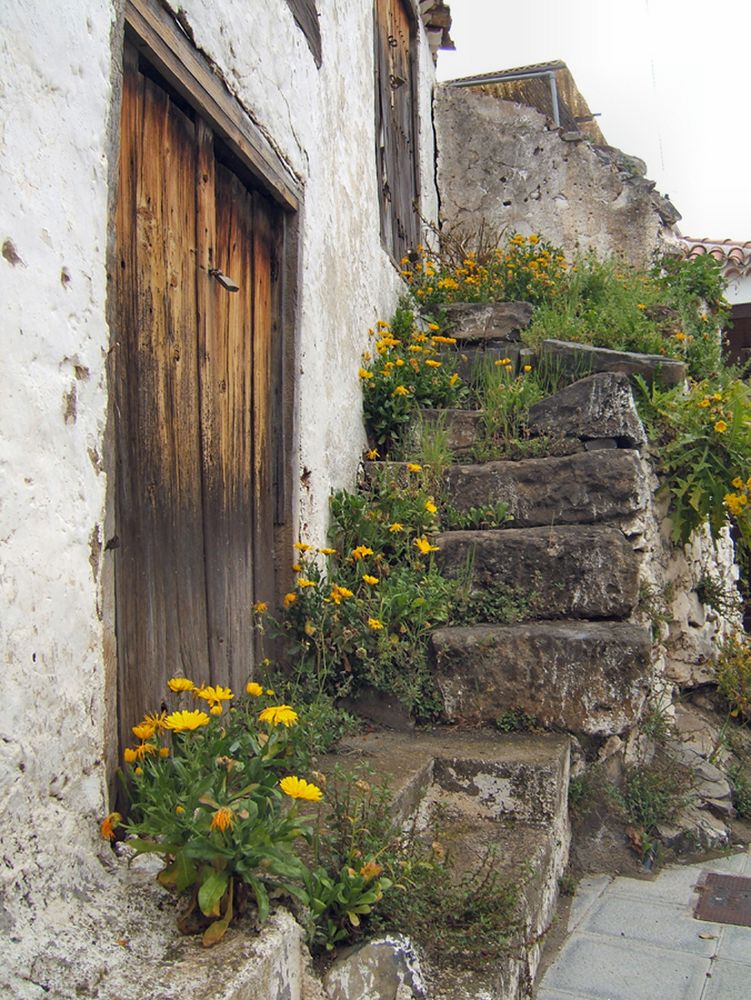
[536,990,593,1000]
[717,923,751,966]
[539,932,711,1000]
[701,957,751,999]
[567,875,612,932]
[580,892,722,956]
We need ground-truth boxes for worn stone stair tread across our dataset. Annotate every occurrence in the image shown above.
[332,727,570,826]
[444,447,648,527]
[431,621,652,737]
[540,337,687,386]
[435,523,640,620]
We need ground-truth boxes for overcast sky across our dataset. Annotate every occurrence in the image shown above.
[437,1,751,242]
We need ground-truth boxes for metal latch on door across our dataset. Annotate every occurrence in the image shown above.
[209,268,240,292]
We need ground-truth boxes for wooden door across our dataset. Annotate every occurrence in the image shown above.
[375,0,419,261]
[113,50,280,743]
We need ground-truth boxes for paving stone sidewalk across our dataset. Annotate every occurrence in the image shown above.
[535,849,751,1000]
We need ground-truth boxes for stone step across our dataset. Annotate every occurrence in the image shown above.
[330,728,570,1000]
[444,448,648,528]
[430,621,652,737]
[441,301,534,343]
[527,370,646,447]
[540,337,686,387]
[335,728,569,827]
[435,524,640,620]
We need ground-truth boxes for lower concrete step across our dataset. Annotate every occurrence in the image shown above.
[443,448,648,528]
[430,621,652,737]
[435,524,640,620]
[334,729,571,1000]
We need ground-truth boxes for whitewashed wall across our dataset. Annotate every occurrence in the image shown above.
[0,0,439,989]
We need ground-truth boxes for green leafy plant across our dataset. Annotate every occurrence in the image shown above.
[495,708,538,733]
[101,683,394,951]
[360,304,465,452]
[635,375,751,547]
[716,632,751,721]
[401,232,568,309]
[608,756,692,857]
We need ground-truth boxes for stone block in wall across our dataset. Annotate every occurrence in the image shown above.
[527,371,646,447]
[431,621,652,736]
[539,339,686,387]
[440,301,534,342]
[444,449,648,527]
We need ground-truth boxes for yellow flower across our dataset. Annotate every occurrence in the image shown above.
[528,234,540,244]
[673,331,686,342]
[210,705,223,716]
[297,577,316,588]
[132,721,156,742]
[389,522,404,532]
[175,805,185,815]
[359,368,374,380]
[280,775,324,802]
[360,860,383,881]
[362,575,380,585]
[637,302,646,310]
[366,449,379,460]
[134,767,143,776]
[100,812,121,841]
[732,477,745,490]
[291,563,301,572]
[294,542,312,552]
[698,398,710,408]
[414,536,440,555]
[725,493,745,516]
[167,677,195,693]
[210,807,235,832]
[330,584,354,604]
[715,420,729,433]
[406,463,422,473]
[449,373,460,387]
[283,592,297,608]
[164,709,211,732]
[246,681,264,697]
[428,322,440,331]
[352,545,374,560]
[196,685,234,707]
[425,359,442,368]
[393,385,410,397]
[523,364,533,373]
[253,601,269,614]
[425,499,438,514]
[431,335,457,345]
[143,711,167,731]
[159,746,170,758]
[367,617,384,630]
[318,547,337,555]
[123,747,138,764]
[259,704,299,728]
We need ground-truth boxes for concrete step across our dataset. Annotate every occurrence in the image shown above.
[431,621,652,737]
[435,524,640,621]
[334,728,570,1000]
[444,448,648,528]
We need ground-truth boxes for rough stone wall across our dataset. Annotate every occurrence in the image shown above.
[435,85,678,268]
[0,1,439,991]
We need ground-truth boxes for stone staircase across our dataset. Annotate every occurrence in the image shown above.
[340,304,671,997]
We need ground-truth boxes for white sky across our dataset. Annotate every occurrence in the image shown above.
[437,0,751,242]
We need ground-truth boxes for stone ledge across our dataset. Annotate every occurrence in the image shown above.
[540,338,687,386]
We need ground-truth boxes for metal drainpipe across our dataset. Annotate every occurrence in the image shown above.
[447,69,561,128]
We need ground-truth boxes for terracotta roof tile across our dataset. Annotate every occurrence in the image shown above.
[677,237,751,278]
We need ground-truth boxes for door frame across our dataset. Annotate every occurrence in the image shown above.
[104,0,302,788]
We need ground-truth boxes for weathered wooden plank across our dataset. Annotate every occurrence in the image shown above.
[252,192,278,618]
[124,0,301,212]
[284,0,322,68]
[115,59,211,742]
[199,161,256,691]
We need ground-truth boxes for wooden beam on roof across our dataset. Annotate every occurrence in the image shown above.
[124,0,302,212]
